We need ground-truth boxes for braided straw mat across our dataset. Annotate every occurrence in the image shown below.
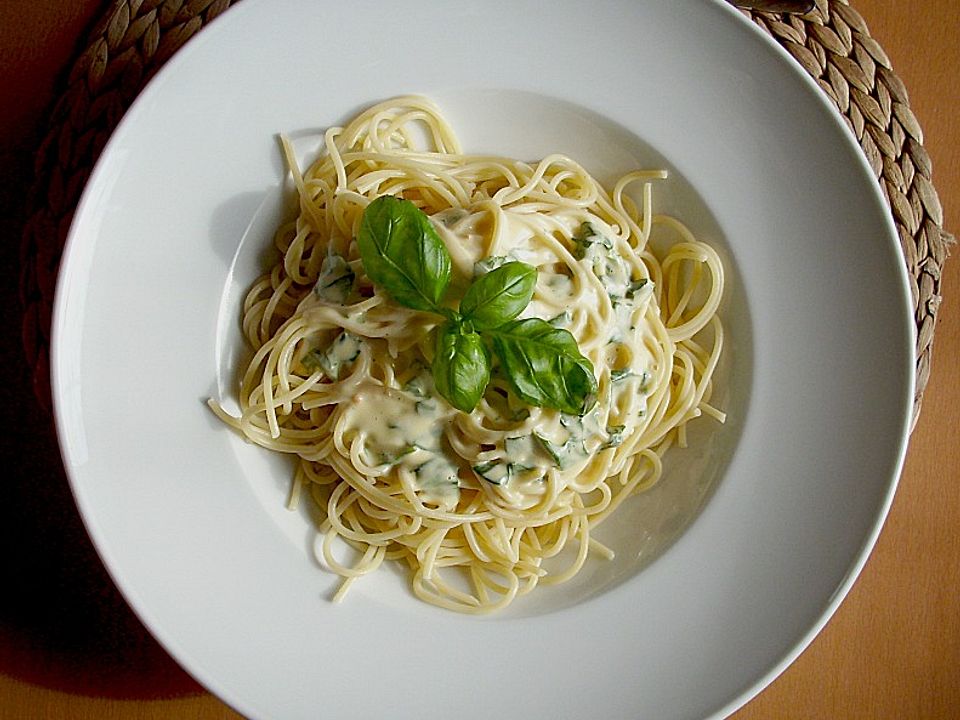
[19,0,953,427]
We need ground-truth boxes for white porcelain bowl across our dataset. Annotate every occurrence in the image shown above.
[52,1,914,718]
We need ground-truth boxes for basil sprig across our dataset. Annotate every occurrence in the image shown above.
[358,196,597,414]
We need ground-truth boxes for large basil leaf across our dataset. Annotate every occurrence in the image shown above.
[489,318,598,415]
[459,261,537,331]
[358,196,451,313]
[432,322,491,413]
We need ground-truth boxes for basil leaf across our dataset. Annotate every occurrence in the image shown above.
[572,221,613,259]
[459,261,537,331]
[358,196,451,314]
[313,254,355,303]
[432,323,491,413]
[602,425,626,449]
[489,318,598,415]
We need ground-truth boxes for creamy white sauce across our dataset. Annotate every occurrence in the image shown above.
[298,253,357,314]
[314,332,362,380]
[496,214,562,267]
[342,380,461,504]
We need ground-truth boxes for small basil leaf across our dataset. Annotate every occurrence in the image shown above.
[459,261,537,331]
[489,318,598,415]
[313,254,355,303]
[432,323,491,413]
[358,196,451,314]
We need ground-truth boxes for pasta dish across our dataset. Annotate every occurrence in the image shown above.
[209,96,724,613]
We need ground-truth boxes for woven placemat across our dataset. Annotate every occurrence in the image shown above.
[19,0,952,426]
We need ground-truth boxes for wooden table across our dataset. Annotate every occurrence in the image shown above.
[0,2,956,718]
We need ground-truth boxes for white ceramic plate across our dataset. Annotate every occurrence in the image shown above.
[52,1,914,718]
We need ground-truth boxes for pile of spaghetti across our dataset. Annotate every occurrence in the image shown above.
[210,96,724,613]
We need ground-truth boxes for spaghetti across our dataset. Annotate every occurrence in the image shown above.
[209,96,725,613]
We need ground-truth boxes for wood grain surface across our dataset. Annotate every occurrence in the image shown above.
[0,1,956,718]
